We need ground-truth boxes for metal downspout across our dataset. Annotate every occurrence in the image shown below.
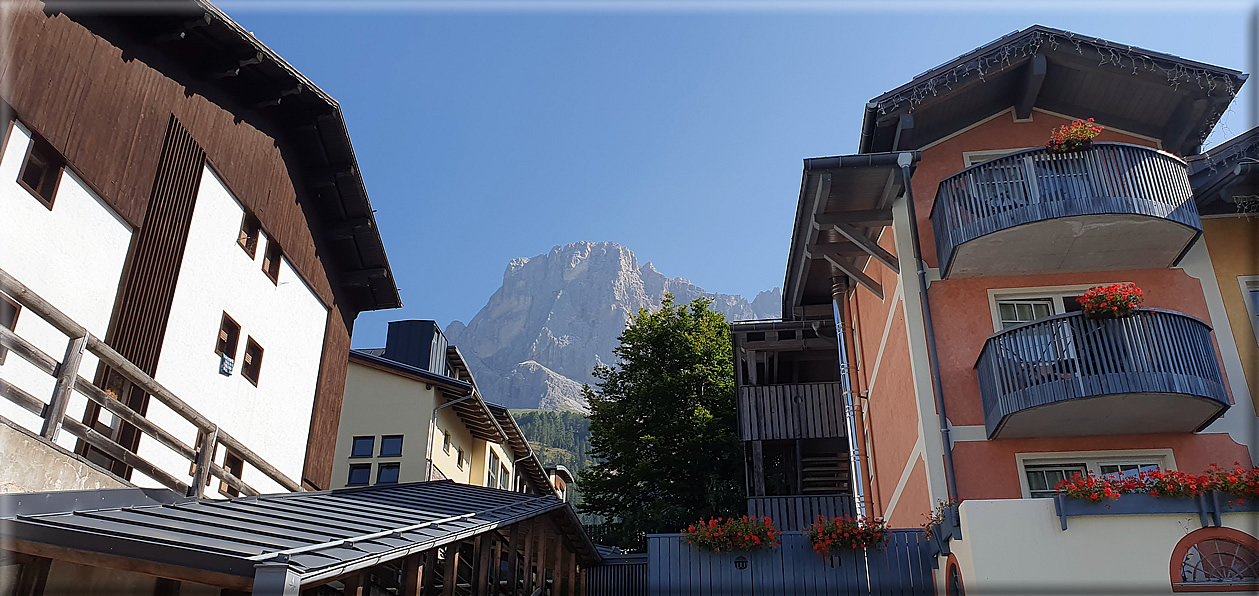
[837,286,873,517]
[832,278,867,518]
[898,152,959,502]
[423,392,475,481]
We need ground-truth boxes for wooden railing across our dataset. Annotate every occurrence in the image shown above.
[0,268,302,497]
[976,309,1228,438]
[748,495,856,531]
[930,142,1200,277]
[737,382,846,441]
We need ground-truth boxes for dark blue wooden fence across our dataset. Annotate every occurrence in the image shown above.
[587,553,649,596]
[643,530,934,595]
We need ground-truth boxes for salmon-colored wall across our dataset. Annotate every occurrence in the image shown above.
[1201,217,1259,413]
[929,267,1228,427]
[861,304,924,516]
[888,456,932,528]
[911,110,1159,269]
[954,433,1251,500]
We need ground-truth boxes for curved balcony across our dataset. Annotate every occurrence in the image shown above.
[975,309,1228,439]
[931,143,1201,278]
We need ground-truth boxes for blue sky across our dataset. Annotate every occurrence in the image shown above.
[224,3,1254,348]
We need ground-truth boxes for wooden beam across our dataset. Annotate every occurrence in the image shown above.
[341,267,389,288]
[402,552,426,596]
[343,570,367,596]
[11,554,50,596]
[566,553,577,596]
[441,543,461,596]
[813,209,894,227]
[740,337,837,352]
[505,521,522,596]
[892,114,914,151]
[7,538,251,592]
[422,548,440,595]
[327,217,373,241]
[804,243,865,257]
[822,253,884,301]
[830,221,899,274]
[41,335,86,440]
[474,535,493,596]
[805,173,833,246]
[1015,55,1047,120]
[521,520,538,596]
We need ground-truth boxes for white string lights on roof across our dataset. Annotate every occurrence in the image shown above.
[872,29,1242,148]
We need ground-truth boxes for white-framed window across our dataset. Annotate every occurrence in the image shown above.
[456,447,465,470]
[487,451,501,488]
[963,148,1032,167]
[987,285,1114,333]
[1016,450,1174,498]
[1240,276,1259,347]
[442,430,451,455]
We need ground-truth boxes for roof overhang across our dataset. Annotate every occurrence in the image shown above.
[1,482,601,593]
[783,152,918,319]
[49,0,402,311]
[1188,126,1259,216]
[486,403,555,495]
[349,350,473,394]
[859,25,1246,157]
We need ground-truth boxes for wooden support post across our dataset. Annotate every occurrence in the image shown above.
[474,535,493,596]
[751,440,765,497]
[442,543,462,596]
[550,529,563,596]
[565,553,576,596]
[535,532,550,596]
[403,552,426,596]
[41,335,86,440]
[505,522,521,596]
[521,519,537,596]
[188,425,218,498]
[489,535,503,596]
[746,349,758,385]
[342,570,368,596]
[422,547,441,595]
[12,554,51,596]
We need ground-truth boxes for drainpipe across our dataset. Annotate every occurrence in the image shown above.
[832,278,867,518]
[899,151,959,502]
[836,284,873,518]
[424,392,475,481]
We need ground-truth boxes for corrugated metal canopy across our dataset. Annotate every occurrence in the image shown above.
[1,481,600,589]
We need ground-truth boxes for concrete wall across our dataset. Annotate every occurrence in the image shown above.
[948,498,1259,593]
[0,417,127,494]
[0,123,132,453]
[139,166,328,494]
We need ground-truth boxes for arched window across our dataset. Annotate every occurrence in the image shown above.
[1171,527,1259,592]
[945,554,965,596]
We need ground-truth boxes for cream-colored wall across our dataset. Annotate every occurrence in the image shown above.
[945,498,1258,593]
[429,404,476,484]
[1201,216,1259,414]
[333,362,437,488]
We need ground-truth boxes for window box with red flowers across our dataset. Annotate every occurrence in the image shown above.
[808,515,889,557]
[1046,118,1104,153]
[1077,283,1143,319]
[680,516,780,553]
[1052,464,1259,530]
[921,500,961,560]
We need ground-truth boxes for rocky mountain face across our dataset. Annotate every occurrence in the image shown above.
[444,241,780,412]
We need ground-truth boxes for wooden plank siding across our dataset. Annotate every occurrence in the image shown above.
[644,531,933,596]
[747,496,857,532]
[2,7,360,489]
[738,382,846,441]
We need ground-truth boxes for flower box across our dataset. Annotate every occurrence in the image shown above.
[1054,493,1213,530]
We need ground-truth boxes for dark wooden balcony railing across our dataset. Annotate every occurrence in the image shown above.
[747,495,857,531]
[975,309,1228,439]
[0,268,302,497]
[931,143,1201,278]
[737,382,846,441]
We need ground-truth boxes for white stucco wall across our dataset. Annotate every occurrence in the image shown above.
[136,166,327,494]
[0,124,132,453]
[946,498,1258,593]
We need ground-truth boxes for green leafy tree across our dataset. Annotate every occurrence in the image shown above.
[578,296,744,551]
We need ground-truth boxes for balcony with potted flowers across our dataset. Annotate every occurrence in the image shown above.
[974,283,1230,440]
[931,119,1204,279]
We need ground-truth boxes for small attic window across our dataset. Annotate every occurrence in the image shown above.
[261,239,282,284]
[237,214,260,258]
[18,135,63,209]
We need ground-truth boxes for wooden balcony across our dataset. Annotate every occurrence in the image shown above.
[976,309,1228,439]
[931,143,1201,278]
[747,495,857,531]
[738,382,846,441]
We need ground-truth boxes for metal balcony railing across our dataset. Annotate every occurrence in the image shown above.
[975,309,1228,439]
[0,268,302,497]
[931,143,1200,277]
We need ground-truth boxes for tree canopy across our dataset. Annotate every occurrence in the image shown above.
[578,296,744,551]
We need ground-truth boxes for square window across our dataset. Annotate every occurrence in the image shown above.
[219,451,244,498]
[456,448,465,470]
[261,239,282,284]
[237,214,260,258]
[442,430,451,454]
[350,436,374,458]
[215,313,240,359]
[377,463,400,484]
[379,435,403,458]
[0,293,19,366]
[241,337,263,386]
[347,464,371,486]
[17,135,63,209]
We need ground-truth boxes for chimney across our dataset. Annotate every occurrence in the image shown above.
[382,320,449,374]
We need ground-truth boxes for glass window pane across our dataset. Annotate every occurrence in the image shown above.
[380,435,403,457]
[377,464,400,484]
[1016,303,1033,320]
[1026,471,1047,491]
[1046,470,1066,486]
[348,465,371,486]
[1033,303,1051,319]
[351,436,374,458]
[999,303,1016,321]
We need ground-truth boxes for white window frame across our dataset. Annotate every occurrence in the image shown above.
[987,283,1128,333]
[1015,449,1176,499]
[1239,275,1259,347]
[962,148,1034,168]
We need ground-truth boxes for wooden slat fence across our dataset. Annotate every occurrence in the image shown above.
[930,142,1200,278]
[644,530,933,596]
[0,268,302,497]
[976,308,1228,438]
[738,382,845,441]
[587,554,648,596]
[748,496,857,532]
